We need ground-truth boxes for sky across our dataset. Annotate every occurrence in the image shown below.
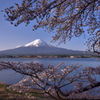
[0,0,88,51]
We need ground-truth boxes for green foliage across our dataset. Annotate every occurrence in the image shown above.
[0,82,54,100]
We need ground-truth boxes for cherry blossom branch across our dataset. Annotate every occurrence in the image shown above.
[0,60,100,99]
[3,0,100,52]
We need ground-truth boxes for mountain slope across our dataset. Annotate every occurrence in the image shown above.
[0,39,91,55]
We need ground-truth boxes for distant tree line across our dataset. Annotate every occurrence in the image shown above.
[0,54,100,58]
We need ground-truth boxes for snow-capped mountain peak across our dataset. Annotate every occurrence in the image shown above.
[24,39,48,47]
[0,39,87,56]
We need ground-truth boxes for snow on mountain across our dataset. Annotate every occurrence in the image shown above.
[16,45,22,48]
[24,39,49,47]
[0,39,91,56]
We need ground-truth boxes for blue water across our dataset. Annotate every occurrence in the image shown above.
[0,58,99,85]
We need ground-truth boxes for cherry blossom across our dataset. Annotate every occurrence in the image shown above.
[0,60,100,99]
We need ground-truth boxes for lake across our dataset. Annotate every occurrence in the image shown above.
[0,58,100,85]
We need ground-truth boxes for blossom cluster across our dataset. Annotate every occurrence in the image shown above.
[0,60,100,99]
[3,0,100,53]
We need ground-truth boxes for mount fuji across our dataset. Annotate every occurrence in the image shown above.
[0,39,90,55]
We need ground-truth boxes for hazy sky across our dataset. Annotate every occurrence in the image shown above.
[0,0,88,51]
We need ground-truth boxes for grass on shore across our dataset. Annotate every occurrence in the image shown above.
[0,82,54,100]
